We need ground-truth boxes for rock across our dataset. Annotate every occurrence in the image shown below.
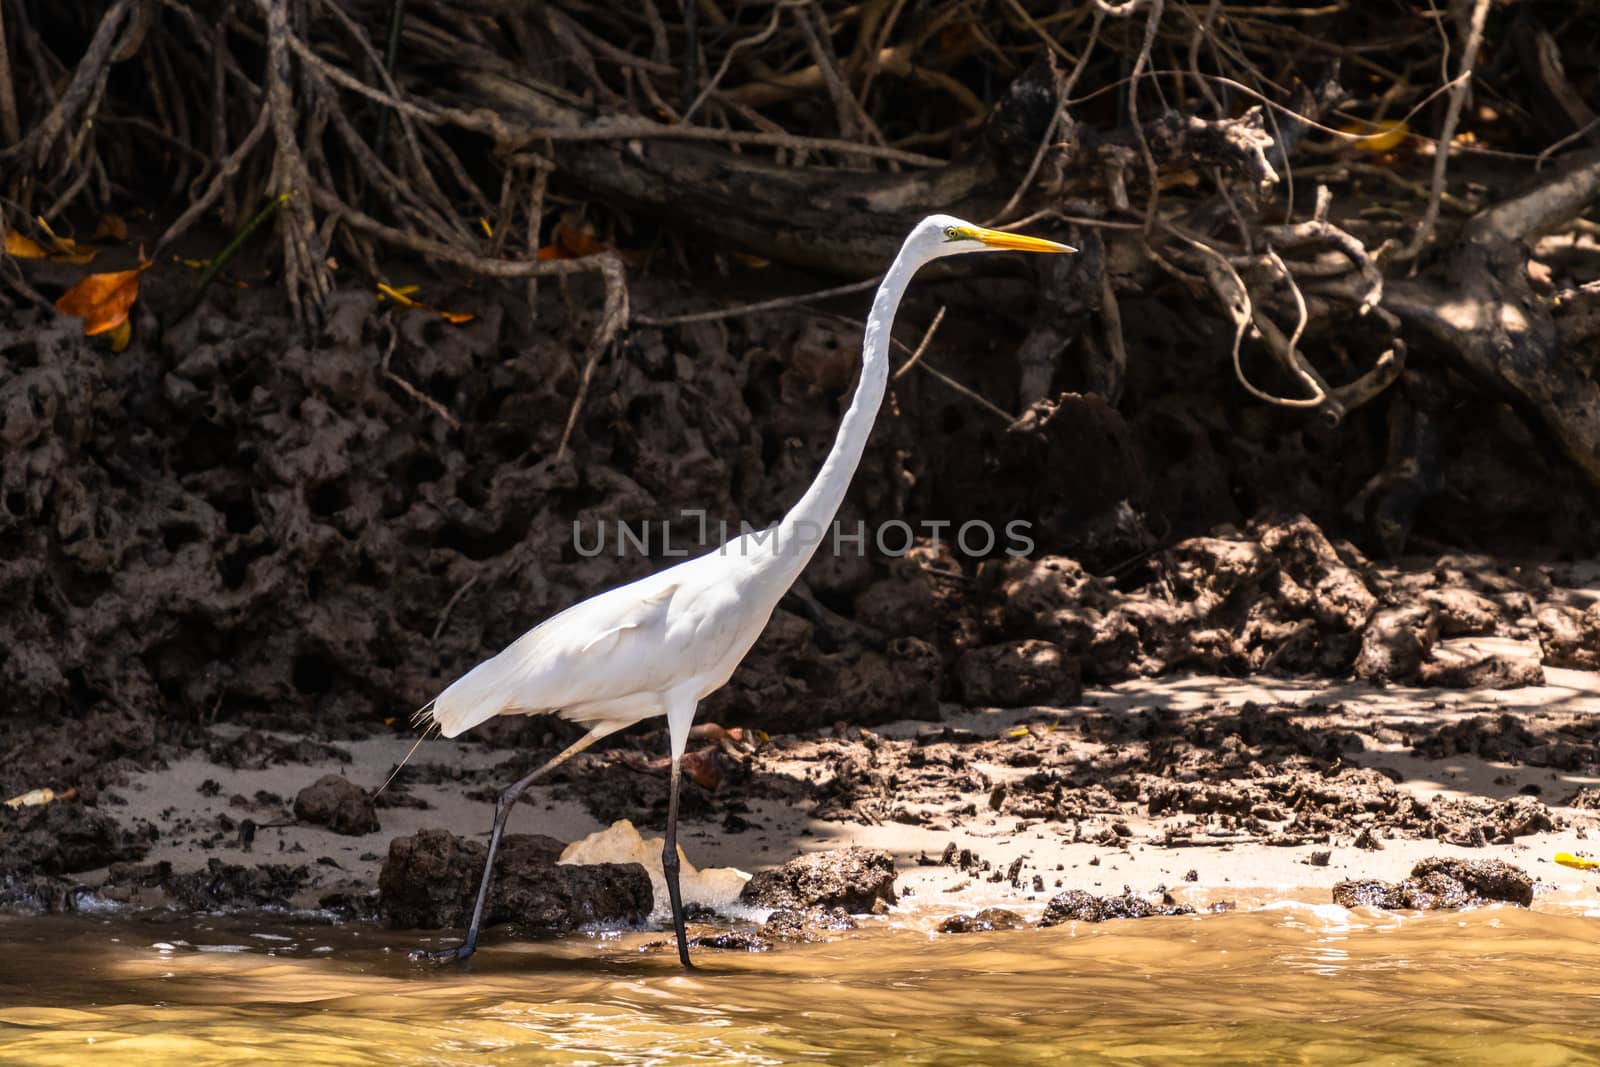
[294,774,379,835]
[1332,857,1532,910]
[1422,587,1502,636]
[1353,604,1437,682]
[164,859,310,911]
[0,801,147,878]
[738,847,896,913]
[1038,888,1194,925]
[378,829,653,932]
[762,906,859,941]
[956,639,1082,707]
[937,907,1027,933]
[1536,604,1600,670]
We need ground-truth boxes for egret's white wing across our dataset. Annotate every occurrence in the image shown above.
[429,575,687,738]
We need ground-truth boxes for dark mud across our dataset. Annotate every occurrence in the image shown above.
[738,846,897,912]
[2,275,1598,922]
[378,828,652,932]
[1333,858,1534,910]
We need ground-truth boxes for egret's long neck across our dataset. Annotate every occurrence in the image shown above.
[770,247,918,583]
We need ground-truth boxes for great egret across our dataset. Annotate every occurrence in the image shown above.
[414,214,1073,968]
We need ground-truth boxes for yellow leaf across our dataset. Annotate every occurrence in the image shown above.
[376,282,419,306]
[1343,119,1408,153]
[1555,852,1600,871]
[179,257,210,269]
[4,230,48,259]
[55,262,150,337]
[107,318,132,352]
[94,213,128,241]
[1008,726,1030,739]
[478,217,493,238]
[438,310,475,324]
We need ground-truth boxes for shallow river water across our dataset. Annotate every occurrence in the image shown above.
[2,902,1598,1065]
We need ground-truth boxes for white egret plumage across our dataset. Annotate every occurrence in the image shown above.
[414,214,1073,967]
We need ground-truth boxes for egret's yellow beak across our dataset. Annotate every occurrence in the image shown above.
[974,228,1076,254]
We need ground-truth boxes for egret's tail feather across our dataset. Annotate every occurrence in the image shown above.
[376,719,439,797]
[429,651,532,739]
[411,697,437,729]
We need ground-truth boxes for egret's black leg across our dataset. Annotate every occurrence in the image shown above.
[413,730,601,963]
[662,757,694,968]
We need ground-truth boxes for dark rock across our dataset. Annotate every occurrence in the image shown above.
[1038,888,1195,925]
[1536,604,1600,670]
[378,828,652,933]
[1332,857,1532,910]
[1353,604,1437,683]
[164,859,310,911]
[293,774,379,836]
[0,801,147,877]
[762,906,860,941]
[738,847,896,912]
[957,640,1082,707]
[937,907,1027,934]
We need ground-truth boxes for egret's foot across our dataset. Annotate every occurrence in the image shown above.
[410,942,475,962]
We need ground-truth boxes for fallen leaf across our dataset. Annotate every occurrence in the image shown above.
[478,217,493,238]
[4,230,48,259]
[438,310,475,324]
[376,281,420,306]
[107,319,133,353]
[55,261,151,337]
[1342,119,1409,153]
[94,213,128,241]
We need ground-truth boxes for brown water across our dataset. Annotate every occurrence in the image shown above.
[2,903,1598,1065]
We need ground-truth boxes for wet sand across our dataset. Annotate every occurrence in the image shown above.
[86,662,1600,925]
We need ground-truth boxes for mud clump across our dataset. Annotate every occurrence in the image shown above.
[1536,604,1600,670]
[739,847,896,913]
[378,828,652,933]
[937,907,1028,934]
[163,859,311,911]
[956,640,1082,707]
[762,906,860,942]
[1333,858,1533,910]
[1353,605,1437,683]
[1038,888,1195,925]
[0,802,147,879]
[293,774,379,835]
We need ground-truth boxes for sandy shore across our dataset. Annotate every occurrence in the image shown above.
[87,655,1600,928]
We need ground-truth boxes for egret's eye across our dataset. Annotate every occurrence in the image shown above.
[942,226,959,241]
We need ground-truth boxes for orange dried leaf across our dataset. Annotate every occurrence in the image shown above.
[55,263,149,337]
[536,244,565,261]
[94,214,128,242]
[555,222,607,258]
[4,230,48,259]
[107,319,133,353]
[438,310,475,325]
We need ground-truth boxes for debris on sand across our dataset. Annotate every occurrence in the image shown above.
[739,847,896,913]
[293,774,379,836]
[1038,888,1195,926]
[378,828,652,932]
[1333,858,1534,910]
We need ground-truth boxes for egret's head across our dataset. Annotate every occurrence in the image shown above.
[912,213,1076,261]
